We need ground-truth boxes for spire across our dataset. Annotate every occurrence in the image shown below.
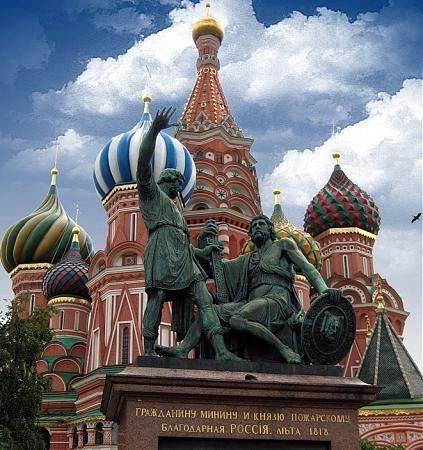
[358,310,423,401]
[270,188,289,228]
[179,6,240,134]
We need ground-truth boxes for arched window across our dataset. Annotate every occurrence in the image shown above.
[82,425,88,446]
[59,310,64,330]
[72,427,78,449]
[122,327,129,365]
[95,422,104,445]
[362,257,368,276]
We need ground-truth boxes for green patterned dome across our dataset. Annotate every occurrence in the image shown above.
[304,155,381,237]
[1,168,93,273]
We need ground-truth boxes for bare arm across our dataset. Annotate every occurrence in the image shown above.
[279,238,328,293]
[136,107,176,182]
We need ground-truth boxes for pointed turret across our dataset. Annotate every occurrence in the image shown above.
[179,4,241,136]
[358,283,423,400]
[358,286,423,400]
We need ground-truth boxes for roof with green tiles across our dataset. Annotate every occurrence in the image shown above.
[358,310,423,401]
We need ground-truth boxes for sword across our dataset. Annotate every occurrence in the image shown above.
[204,221,229,303]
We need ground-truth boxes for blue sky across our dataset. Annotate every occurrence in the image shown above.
[0,0,421,364]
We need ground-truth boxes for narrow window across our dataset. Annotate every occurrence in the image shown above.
[59,310,64,330]
[325,259,331,278]
[363,257,368,276]
[121,327,129,365]
[29,294,36,315]
[129,213,137,241]
[110,220,116,242]
[74,311,80,331]
[343,255,350,278]
[92,330,99,370]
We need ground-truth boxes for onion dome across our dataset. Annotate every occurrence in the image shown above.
[304,152,381,237]
[93,95,196,203]
[42,226,90,301]
[192,3,224,43]
[1,168,93,274]
[241,189,322,270]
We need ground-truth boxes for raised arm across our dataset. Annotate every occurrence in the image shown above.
[136,107,176,182]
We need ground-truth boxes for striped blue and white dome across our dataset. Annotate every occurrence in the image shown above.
[93,97,196,203]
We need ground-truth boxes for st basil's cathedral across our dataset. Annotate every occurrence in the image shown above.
[1,6,422,450]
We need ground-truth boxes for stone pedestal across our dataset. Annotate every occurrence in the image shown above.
[102,358,379,450]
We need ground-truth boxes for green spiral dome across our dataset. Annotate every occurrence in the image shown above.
[1,169,93,273]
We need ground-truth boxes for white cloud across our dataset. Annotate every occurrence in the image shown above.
[94,7,153,34]
[260,79,423,224]
[3,129,105,182]
[32,0,420,128]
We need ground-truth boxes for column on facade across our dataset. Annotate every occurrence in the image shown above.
[86,422,97,446]
[102,421,114,445]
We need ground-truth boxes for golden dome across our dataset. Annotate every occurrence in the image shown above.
[192,4,224,43]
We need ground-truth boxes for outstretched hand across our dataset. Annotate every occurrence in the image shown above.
[151,107,177,133]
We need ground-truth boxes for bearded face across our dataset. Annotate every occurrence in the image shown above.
[250,219,271,247]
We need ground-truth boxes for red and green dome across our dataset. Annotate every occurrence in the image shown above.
[0,168,93,273]
[42,227,90,301]
[304,157,381,237]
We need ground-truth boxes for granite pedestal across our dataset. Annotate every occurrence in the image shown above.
[102,357,379,450]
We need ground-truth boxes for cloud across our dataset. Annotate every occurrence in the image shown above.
[94,7,154,34]
[0,16,51,85]
[3,129,105,183]
[259,79,422,226]
[31,0,421,135]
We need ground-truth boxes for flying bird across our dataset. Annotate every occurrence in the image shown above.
[411,212,422,223]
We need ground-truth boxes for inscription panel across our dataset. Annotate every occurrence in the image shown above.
[131,402,353,445]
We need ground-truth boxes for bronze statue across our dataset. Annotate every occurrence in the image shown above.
[156,214,342,364]
[136,107,239,360]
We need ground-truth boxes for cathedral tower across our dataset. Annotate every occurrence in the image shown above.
[176,5,261,256]
[304,152,408,376]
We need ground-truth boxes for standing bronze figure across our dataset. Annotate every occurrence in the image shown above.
[136,107,239,360]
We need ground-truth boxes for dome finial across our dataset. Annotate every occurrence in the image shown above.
[364,314,372,337]
[50,167,59,186]
[332,151,341,167]
[72,225,80,244]
[142,91,152,114]
[273,188,281,205]
[192,2,224,43]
